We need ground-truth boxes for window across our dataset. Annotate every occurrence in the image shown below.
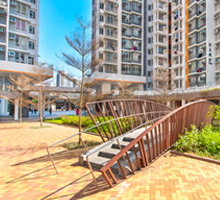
[133,27,139,36]
[125,40,132,48]
[99,27,103,34]
[92,10,94,16]
[148,5,151,11]
[132,65,141,76]
[15,35,26,47]
[148,16,151,22]
[106,2,113,11]
[106,52,113,61]
[107,15,113,23]
[105,65,117,73]
[29,25,35,34]
[99,66,103,72]
[99,53,103,59]
[133,15,139,24]
[30,0,35,4]
[16,3,26,15]
[125,27,132,36]
[148,38,151,44]
[29,41,34,49]
[100,15,104,22]
[92,0,94,5]
[28,56,34,65]
[132,53,139,62]
[148,49,151,55]
[16,19,26,31]
[14,52,26,63]
[148,71,151,77]
[100,2,104,9]
[106,27,113,36]
[121,65,131,75]
[29,10,35,19]
[148,60,151,66]
[99,40,103,47]
[15,35,19,46]
[148,27,151,33]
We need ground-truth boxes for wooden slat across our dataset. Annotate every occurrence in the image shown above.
[92,104,109,140]
[166,118,169,148]
[125,101,134,130]
[158,124,163,154]
[150,130,156,159]
[108,169,118,184]
[118,101,130,132]
[154,127,159,157]
[102,102,118,138]
[108,101,123,135]
[117,160,126,179]
[97,103,114,138]
[138,140,146,167]
[162,122,166,151]
[122,101,131,130]
[146,134,152,163]
[133,145,141,170]
[102,171,113,187]
[125,152,134,174]
[114,101,126,134]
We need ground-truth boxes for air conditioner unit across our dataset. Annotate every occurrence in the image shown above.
[9,34,15,39]
[113,53,117,57]
[9,51,15,56]
[0,27,5,32]
[10,17,16,22]
[215,59,219,63]
[11,0,17,5]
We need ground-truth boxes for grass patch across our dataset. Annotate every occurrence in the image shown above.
[44,115,135,137]
[174,124,220,160]
[30,125,52,129]
[61,140,102,150]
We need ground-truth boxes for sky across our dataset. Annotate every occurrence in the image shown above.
[38,0,92,78]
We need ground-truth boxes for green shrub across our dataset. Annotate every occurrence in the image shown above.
[61,140,102,150]
[174,124,220,160]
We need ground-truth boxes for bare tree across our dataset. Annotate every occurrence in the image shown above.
[57,16,107,138]
[150,66,176,105]
[112,82,134,99]
[3,74,32,122]
[27,63,56,127]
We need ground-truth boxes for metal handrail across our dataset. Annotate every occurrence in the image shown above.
[99,100,215,187]
[46,111,171,187]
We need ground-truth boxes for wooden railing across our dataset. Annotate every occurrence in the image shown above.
[99,100,215,187]
[85,99,173,142]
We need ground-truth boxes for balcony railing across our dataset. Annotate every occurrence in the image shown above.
[189,0,196,6]
[216,34,220,41]
[216,64,220,71]
[106,19,117,26]
[216,48,220,57]
[189,37,196,46]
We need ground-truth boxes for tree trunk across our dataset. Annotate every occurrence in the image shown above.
[19,92,23,122]
[39,90,43,127]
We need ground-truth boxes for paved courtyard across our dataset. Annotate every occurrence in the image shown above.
[0,122,220,200]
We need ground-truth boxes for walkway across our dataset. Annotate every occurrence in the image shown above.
[1,122,220,199]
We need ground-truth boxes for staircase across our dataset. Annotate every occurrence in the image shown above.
[79,127,162,177]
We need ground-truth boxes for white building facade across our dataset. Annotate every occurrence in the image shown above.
[0,0,39,116]
[91,0,146,93]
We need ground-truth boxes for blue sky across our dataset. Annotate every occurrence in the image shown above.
[38,0,92,78]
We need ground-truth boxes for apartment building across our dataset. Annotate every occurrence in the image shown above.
[0,0,39,64]
[145,0,169,90]
[91,0,146,92]
[56,71,78,88]
[0,0,39,116]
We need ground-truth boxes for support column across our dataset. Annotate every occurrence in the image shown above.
[167,101,171,107]
[14,99,19,120]
[181,99,186,106]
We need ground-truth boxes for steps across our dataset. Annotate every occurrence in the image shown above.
[79,126,164,177]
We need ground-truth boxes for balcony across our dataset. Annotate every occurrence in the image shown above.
[215,3,220,12]
[105,56,117,64]
[105,17,117,27]
[189,0,196,6]
[156,2,167,13]
[188,35,196,46]
[0,0,6,7]
[105,5,118,15]
[216,33,220,42]
[132,3,142,14]
[104,29,117,39]
[188,6,196,19]
[215,16,220,27]
[216,64,220,71]
[104,41,117,52]
[216,48,220,57]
